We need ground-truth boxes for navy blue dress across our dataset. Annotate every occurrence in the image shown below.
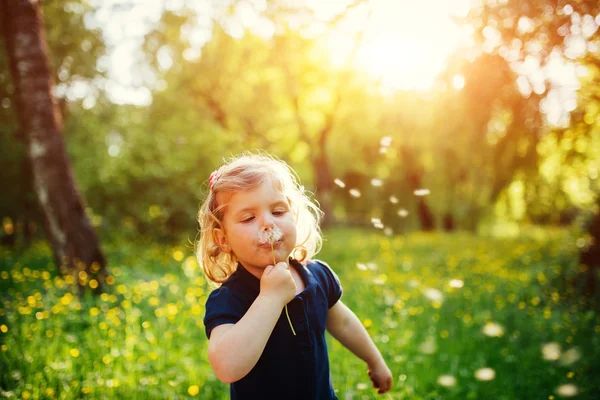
[204,259,343,400]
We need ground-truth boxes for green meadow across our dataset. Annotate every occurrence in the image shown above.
[1,229,598,399]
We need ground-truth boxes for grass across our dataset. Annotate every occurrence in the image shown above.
[0,228,599,399]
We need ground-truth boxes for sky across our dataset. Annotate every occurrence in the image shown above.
[80,0,598,127]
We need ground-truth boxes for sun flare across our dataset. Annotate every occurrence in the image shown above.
[324,0,472,91]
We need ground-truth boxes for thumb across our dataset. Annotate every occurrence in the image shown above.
[263,265,275,276]
[276,261,289,270]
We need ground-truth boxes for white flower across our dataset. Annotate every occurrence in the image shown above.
[437,375,456,387]
[555,384,578,397]
[474,368,495,381]
[258,225,282,245]
[482,322,504,337]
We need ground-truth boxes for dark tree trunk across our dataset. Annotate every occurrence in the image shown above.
[312,150,335,228]
[1,0,106,292]
[579,201,600,300]
[400,145,435,231]
[442,213,455,232]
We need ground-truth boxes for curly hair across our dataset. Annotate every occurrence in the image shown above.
[196,152,323,285]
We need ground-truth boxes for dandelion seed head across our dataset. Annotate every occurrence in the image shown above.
[437,375,456,387]
[357,263,367,271]
[389,196,398,204]
[482,322,504,337]
[398,209,409,218]
[542,342,561,361]
[258,225,283,245]
[449,279,464,288]
[555,384,578,397]
[371,217,381,224]
[419,338,437,354]
[559,348,581,366]
[423,288,444,302]
[474,368,495,381]
[371,178,383,187]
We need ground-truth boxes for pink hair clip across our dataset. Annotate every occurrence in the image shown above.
[209,167,223,191]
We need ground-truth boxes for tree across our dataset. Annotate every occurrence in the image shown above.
[0,0,106,291]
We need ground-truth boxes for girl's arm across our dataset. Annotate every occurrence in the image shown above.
[326,300,393,394]
[207,262,295,383]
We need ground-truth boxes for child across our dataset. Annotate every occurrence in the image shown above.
[197,153,392,399]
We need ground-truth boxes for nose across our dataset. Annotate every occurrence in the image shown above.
[261,213,275,231]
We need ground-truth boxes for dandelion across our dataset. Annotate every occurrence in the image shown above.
[437,375,456,387]
[474,368,495,381]
[356,383,368,390]
[542,342,561,361]
[414,189,430,196]
[559,348,581,366]
[398,209,409,218]
[371,217,383,229]
[423,288,444,303]
[389,196,398,204]
[380,136,392,147]
[449,279,464,288]
[260,226,296,336]
[555,384,578,397]
[188,385,200,396]
[349,188,361,198]
[482,322,504,337]
[371,178,383,187]
[419,337,437,354]
[334,178,346,188]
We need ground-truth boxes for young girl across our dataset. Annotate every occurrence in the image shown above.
[197,153,392,399]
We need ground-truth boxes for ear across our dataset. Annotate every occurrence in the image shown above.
[213,228,230,252]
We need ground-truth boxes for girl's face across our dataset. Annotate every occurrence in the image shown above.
[214,177,297,278]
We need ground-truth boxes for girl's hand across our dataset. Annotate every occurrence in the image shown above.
[367,362,393,394]
[260,262,296,307]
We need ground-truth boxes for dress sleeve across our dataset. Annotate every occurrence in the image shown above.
[315,260,343,308]
[203,286,246,339]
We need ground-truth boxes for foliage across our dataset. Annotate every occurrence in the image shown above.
[0,0,106,241]
[1,229,599,399]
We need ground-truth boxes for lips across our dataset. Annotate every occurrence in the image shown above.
[258,239,283,248]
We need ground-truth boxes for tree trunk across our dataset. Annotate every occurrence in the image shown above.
[399,145,435,231]
[579,200,600,301]
[1,0,106,292]
[312,151,335,228]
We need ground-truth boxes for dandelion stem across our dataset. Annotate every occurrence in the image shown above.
[271,241,296,336]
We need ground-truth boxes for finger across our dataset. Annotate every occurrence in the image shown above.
[276,261,288,270]
[263,265,275,276]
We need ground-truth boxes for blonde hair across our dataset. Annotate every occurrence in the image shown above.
[196,153,323,284]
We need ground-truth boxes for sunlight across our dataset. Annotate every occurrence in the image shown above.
[325,0,471,91]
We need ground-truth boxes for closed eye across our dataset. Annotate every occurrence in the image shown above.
[240,216,255,223]
[272,209,287,216]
